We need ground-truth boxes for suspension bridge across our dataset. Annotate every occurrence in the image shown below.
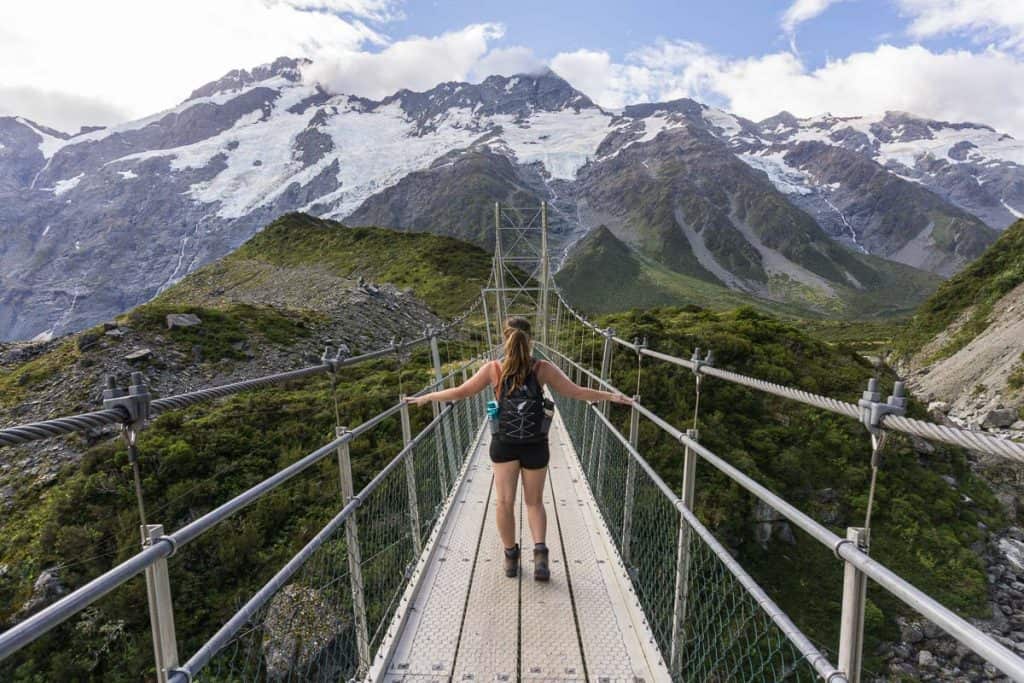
[2,203,1024,682]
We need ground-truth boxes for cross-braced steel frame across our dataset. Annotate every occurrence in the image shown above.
[486,202,550,348]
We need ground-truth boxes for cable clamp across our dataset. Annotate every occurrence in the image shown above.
[857,378,907,436]
[157,535,179,558]
[690,348,714,376]
[826,671,848,683]
[102,372,151,431]
[350,493,363,508]
[321,344,351,374]
[832,537,855,560]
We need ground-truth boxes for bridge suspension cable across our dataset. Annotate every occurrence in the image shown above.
[551,288,1024,463]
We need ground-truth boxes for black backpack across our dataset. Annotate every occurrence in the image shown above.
[497,362,552,444]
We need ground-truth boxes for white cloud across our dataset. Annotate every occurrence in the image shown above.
[781,0,846,33]
[0,86,131,133]
[0,0,389,132]
[897,0,1024,51]
[470,46,546,81]
[304,23,504,98]
[548,41,1024,138]
[277,0,404,22]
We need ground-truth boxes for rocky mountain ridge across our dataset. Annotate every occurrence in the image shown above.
[1,57,1017,339]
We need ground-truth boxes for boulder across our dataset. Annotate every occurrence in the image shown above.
[105,328,125,338]
[124,348,153,362]
[166,313,202,329]
[1011,421,1024,431]
[76,330,102,351]
[899,619,926,643]
[982,408,1018,429]
[262,584,347,680]
[20,568,67,615]
[917,649,935,668]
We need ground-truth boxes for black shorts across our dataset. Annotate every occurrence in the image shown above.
[489,438,550,470]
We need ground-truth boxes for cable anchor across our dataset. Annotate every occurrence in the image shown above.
[321,343,351,374]
[690,347,714,376]
[103,371,152,431]
[857,378,906,453]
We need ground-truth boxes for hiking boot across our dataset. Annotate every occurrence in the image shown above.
[503,544,520,578]
[533,544,550,582]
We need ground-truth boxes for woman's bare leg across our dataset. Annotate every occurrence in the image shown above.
[492,460,520,549]
[520,466,548,545]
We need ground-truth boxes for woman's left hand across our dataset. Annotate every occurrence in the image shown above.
[609,393,633,406]
[404,395,431,407]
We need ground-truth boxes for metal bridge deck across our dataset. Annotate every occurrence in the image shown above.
[377,410,670,682]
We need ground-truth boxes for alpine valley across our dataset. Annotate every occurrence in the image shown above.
[2,56,1022,340]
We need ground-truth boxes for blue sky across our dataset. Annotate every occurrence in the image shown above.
[391,0,906,67]
[2,0,1023,135]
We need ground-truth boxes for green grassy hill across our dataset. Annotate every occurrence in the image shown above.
[557,224,937,319]
[165,212,492,317]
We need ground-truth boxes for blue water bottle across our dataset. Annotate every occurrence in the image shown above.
[487,400,500,434]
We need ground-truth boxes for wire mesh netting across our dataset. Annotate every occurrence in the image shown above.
[195,385,486,681]
[544,344,827,682]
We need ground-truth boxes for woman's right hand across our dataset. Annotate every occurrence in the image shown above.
[609,392,633,406]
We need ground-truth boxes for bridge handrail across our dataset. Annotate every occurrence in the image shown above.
[585,404,846,682]
[167,402,458,683]
[538,341,1024,681]
[0,356,484,663]
[553,292,1024,463]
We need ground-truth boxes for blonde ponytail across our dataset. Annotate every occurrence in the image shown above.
[499,317,533,398]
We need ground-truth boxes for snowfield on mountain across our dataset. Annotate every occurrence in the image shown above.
[1,57,1020,340]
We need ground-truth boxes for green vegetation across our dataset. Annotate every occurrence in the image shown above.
[575,306,1002,668]
[0,330,485,681]
[556,226,814,317]
[0,214,495,680]
[896,219,1024,361]
[0,342,79,408]
[0,211,1006,679]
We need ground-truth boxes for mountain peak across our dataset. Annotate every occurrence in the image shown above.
[186,56,309,102]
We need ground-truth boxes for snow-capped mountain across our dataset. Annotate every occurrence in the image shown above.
[0,57,1017,340]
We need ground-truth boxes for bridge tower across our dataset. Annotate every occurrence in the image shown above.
[486,202,551,348]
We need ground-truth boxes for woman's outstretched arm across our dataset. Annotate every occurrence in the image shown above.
[405,362,495,406]
[538,361,632,405]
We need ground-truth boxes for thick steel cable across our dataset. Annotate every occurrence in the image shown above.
[880,414,1024,463]
[0,337,433,448]
[0,408,130,446]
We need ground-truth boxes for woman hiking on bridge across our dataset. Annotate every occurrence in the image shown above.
[406,317,631,581]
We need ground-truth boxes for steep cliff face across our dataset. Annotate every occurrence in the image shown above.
[896,220,1024,426]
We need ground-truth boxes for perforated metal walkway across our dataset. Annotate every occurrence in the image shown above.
[373,410,670,681]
